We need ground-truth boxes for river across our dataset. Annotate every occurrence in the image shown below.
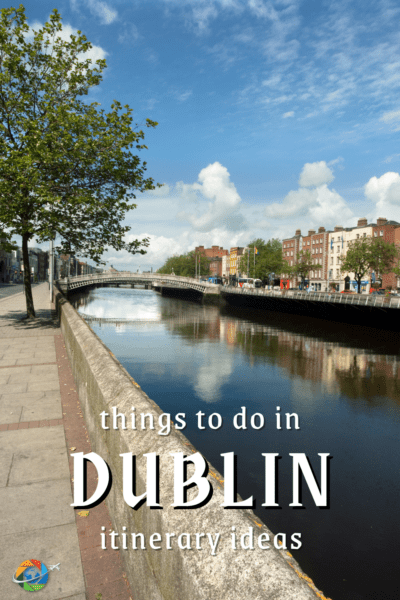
[71,285,400,600]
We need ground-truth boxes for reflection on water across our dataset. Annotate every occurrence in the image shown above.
[72,287,400,600]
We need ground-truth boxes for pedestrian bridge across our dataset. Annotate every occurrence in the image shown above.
[57,272,220,295]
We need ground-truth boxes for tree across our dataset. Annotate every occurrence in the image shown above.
[157,251,211,278]
[239,238,284,280]
[0,6,160,317]
[291,250,322,288]
[367,237,400,282]
[340,237,400,293]
[339,238,370,293]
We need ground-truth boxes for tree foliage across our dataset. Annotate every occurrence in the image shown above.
[157,251,211,278]
[239,238,284,279]
[340,237,400,293]
[0,6,160,316]
[291,250,322,287]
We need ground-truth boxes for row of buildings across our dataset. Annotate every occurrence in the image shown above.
[194,245,247,280]
[0,245,98,284]
[281,217,400,292]
[195,216,400,292]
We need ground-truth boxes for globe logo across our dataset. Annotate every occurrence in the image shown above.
[12,559,60,592]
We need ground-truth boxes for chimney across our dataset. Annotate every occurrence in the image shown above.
[334,226,343,232]
[377,217,387,226]
[357,218,368,227]
[308,229,316,236]
[295,229,301,236]
[318,227,325,233]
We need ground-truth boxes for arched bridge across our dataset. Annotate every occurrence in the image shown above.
[57,272,221,295]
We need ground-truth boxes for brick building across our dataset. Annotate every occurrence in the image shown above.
[194,246,229,277]
[371,218,400,289]
[284,217,400,292]
[281,229,304,288]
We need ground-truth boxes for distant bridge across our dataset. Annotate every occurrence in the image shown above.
[57,272,221,295]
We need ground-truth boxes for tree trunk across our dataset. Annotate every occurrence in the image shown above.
[22,233,35,318]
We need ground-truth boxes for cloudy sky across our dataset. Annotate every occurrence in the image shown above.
[22,0,400,270]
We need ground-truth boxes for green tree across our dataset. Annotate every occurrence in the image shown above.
[367,237,400,282]
[0,6,160,317]
[340,237,400,293]
[239,238,284,280]
[291,250,322,288]
[157,251,211,278]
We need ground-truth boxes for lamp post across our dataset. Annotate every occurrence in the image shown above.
[49,239,54,303]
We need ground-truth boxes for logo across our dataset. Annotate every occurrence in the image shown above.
[12,559,60,592]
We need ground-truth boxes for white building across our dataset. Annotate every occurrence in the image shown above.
[328,218,373,292]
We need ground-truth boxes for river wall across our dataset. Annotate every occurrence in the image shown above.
[221,289,400,330]
[54,286,326,600]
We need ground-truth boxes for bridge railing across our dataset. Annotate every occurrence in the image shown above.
[57,272,221,292]
[222,286,400,309]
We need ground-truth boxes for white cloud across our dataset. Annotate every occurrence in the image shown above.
[26,21,107,64]
[264,185,352,225]
[264,161,353,228]
[283,111,294,118]
[86,0,118,24]
[194,346,234,402]
[380,109,400,130]
[118,23,140,44]
[364,172,400,220]
[298,161,334,187]
[176,90,193,102]
[177,162,247,232]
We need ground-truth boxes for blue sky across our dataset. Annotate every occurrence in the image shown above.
[21,0,400,270]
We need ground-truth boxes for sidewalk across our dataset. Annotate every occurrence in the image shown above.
[0,284,132,600]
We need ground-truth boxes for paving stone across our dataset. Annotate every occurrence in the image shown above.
[0,449,13,487]
[20,400,63,422]
[27,380,60,392]
[2,426,68,486]
[0,401,23,424]
[0,479,75,535]
[1,382,28,394]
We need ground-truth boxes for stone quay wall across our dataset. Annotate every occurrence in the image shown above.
[54,286,325,600]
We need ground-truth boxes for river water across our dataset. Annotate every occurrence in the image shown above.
[71,286,400,600]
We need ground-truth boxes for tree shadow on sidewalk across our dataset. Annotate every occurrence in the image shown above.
[0,307,60,330]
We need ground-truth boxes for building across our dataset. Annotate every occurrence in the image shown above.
[283,227,332,291]
[222,255,229,278]
[281,229,304,288]
[284,217,400,292]
[371,218,400,289]
[194,245,229,259]
[194,246,229,277]
[229,247,245,277]
[328,220,372,292]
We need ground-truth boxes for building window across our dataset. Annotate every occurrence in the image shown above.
[356,234,359,239]
[380,230,383,236]
[374,231,378,237]
[337,246,340,252]
[363,233,366,237]
[336,269,339,277]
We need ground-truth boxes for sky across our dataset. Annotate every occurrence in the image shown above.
[18,0,400,271]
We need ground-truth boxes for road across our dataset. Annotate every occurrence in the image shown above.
[0,282,42,301]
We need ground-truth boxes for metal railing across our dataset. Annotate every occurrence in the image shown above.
[58,272,220,294]
[221,287,400,309]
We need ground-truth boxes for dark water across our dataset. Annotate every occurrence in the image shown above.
[72,287,400,600]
